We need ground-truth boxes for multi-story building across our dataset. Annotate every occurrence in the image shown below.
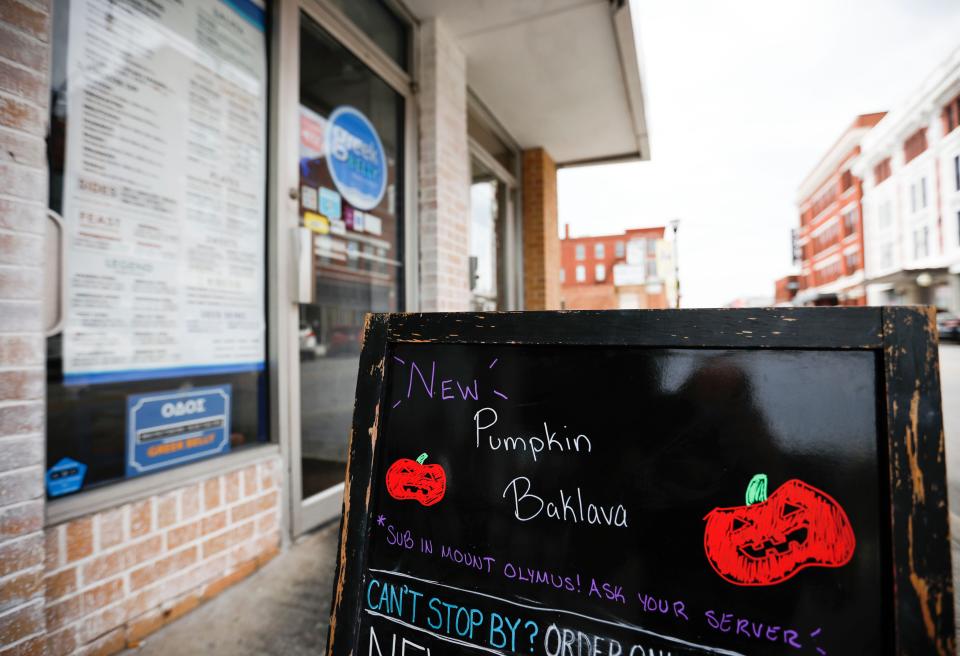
[794,113,887,306]
[773,274,800,306]
[855,47,960,312]
[559,226,675,310]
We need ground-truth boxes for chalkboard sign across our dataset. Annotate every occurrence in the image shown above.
[327,308,954,656]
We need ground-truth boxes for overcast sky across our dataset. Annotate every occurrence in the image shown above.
[557,0,960,307]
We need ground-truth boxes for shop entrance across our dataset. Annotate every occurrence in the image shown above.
[282,0,412,535]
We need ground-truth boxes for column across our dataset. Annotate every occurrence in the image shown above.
[417,19,470,311]
[522,148,561,310]
[0,0,51,651]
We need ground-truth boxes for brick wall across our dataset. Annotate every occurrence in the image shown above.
[0,0,51,653]
[417,19,470,312]
[42,458,282,655]
[521,148,560,310]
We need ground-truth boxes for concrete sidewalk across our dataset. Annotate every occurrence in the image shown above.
[124,522,339,656]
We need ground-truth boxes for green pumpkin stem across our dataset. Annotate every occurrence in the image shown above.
[416,453,428,465]
[745,473,768,505]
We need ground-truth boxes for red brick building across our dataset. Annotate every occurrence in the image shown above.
[773,274,800,306]
[794,113,886,305]
[559,226,674,310]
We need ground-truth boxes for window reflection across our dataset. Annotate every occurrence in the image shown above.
[298,14,404,498]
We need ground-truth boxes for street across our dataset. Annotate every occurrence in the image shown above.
[944,345,960,515]
[941,344,960,635]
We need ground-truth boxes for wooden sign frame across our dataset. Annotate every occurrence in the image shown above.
[327,307,954,656]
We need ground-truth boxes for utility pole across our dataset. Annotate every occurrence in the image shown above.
[669,218,680,309]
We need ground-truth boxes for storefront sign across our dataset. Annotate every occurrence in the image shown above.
[46,458,87,497]
[126,386,232,477]
[61,0,268,385]
[328,308,955,656]
[325,106,388,211]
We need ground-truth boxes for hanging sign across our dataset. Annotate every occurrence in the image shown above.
[325,106,388,211]
[126,385,232,477]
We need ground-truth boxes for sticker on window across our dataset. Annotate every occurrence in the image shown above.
[126,386,231,477]
[46,458,87,497]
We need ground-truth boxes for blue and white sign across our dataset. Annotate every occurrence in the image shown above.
[318,186,342,220]
[46,458,87,497]
[324,106,388,211]
[126,386,231,477]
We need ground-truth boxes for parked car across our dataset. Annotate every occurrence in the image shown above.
[299,323,318,360]
[937,312,960,343]
[327,325,363,355]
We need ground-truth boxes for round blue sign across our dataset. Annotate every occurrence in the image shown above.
[324,106,388,211]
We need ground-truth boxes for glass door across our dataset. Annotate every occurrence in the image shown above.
[285,1,410,534]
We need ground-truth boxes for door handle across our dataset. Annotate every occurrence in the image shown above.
[45,209,66,336]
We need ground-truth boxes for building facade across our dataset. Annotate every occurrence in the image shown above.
[773,274,800,306]
[793,113,886,306]
[0,0,651,653]
[855,47,960,312]
[559,226,675,310]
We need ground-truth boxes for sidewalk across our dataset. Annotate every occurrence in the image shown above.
[123,522,339,656]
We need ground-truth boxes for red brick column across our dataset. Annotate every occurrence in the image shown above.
[522,148,560,310]
[0,0,52,653]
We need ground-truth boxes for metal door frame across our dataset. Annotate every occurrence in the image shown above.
[270,0,418,538]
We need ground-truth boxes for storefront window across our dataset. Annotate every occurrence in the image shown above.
[298,14,404,497]
[469,157,512,311]
[328,0,408,71]
[45,0,270,496]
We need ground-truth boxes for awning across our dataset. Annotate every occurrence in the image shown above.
[405,0,650,165]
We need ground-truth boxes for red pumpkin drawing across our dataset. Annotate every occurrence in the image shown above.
[703,474,855,586]
[385,453,446,507]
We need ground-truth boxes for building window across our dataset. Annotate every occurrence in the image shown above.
[646,239,657,256]
[575,244,585,260]
[575,265,586,282]
[595,264,606,282]
[615,241,625,258]
[45,0,272,495]
[595,243,605,259]
[645,260,657,278]
[559,268,565,283]
[921,177,928,208]
[845,251,859,272]
[954,155,959,192]
[811,185,837,217]
[842,208,858,235]
[904,128,928,163]
[874,158,892,185]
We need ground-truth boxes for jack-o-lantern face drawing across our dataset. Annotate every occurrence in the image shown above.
[385,453,446,507]
[704,474,855,586]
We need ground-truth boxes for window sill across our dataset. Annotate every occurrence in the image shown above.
[46,443,281,527]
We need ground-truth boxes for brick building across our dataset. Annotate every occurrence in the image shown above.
[855,46,960,312]
[773,274,800,306]
[794,113,886,306]
[0,0,652,653]
[559,226,675,310]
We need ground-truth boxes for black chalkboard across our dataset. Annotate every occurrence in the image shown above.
[327,308,954,656]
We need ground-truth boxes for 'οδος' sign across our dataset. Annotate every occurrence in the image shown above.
[126,385,231,477]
